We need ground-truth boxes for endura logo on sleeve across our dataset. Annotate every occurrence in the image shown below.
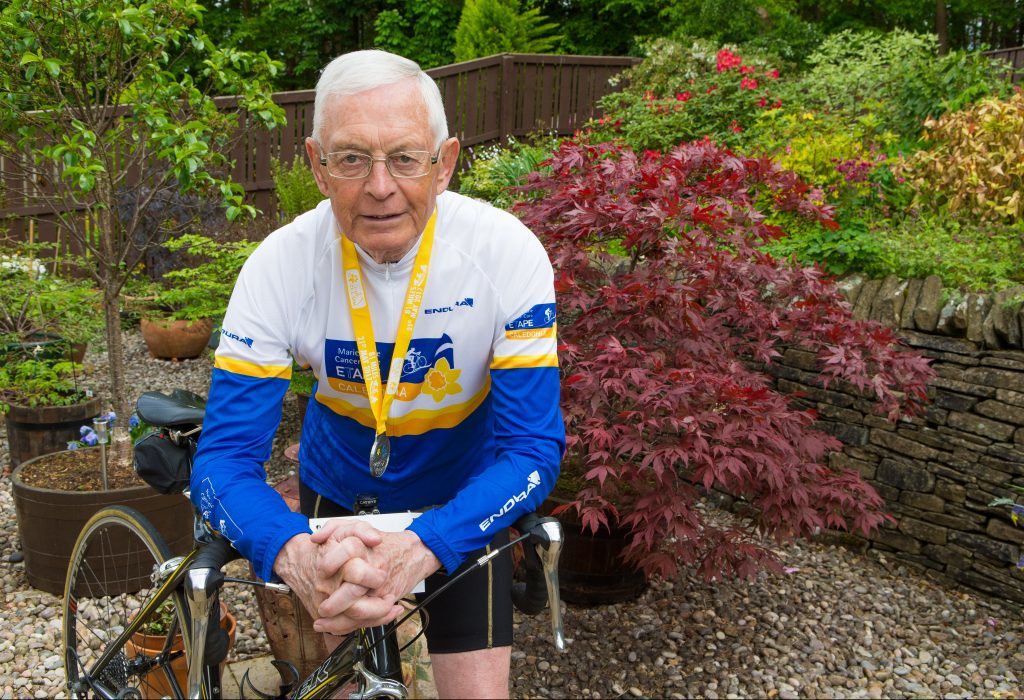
[221,328,254,348]
[479,471,541,532]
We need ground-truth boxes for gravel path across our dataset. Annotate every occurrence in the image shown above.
[1,330,1022,698]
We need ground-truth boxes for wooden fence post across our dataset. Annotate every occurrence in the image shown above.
[499,54,515,146]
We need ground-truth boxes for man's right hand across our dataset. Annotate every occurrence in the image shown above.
[273,521,400,636]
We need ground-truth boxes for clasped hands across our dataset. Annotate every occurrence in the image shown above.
[274,519,441,638]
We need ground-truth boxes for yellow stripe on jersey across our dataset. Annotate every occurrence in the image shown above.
[214,356,293,380]
[315,379,491,436]
[490,353,559,370]
[504,323,557,340]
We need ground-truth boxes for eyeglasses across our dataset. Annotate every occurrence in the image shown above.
[318,149,440,179]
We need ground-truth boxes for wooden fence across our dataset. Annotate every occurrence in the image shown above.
[984,45,1024,83]
[0,53,639,241]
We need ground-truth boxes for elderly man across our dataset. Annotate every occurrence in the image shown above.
[190,49,564,697]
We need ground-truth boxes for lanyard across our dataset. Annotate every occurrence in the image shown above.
[340,209,437,476]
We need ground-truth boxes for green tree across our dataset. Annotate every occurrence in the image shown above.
[453,0,562,61]
[374,0,462,69]
[0,0,283,441]
[536,0,662,56]
[202,0,384,90]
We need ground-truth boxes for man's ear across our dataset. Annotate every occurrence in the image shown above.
[434,137,461,195]
[305,137,332,197]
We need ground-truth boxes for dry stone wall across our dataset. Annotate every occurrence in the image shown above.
[769,275,1024,604]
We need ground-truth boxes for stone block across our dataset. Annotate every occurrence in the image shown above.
[949,531,1020,564]
[1017,427,1024,446]
[935,426,991,450]
[899,491,946,512]
[912,276,944,332]
[816,403,863,424]
[901,427,947,450]
[987,518,1024,545]
[927,510,986,531]
[988,286,1024,348]
[943,504,988,527]
[935,393,980,412]
[947,411,1016,441]
[829,451,877,479]
[997,389,1024,407]
[863,415,896,431]
[900,278,924,329]
[898,517,947,544]
[935,479,967,502]
[871,528,922,554]
[852,278,882,321]
[870,430,938,460]
[964,366,1024,392]
[965,293,992,343]
[835,274,865,306]
[984,444,1024,465]
[781,348,819,372]
[954,568,1024,605]
[875,458,935,492]
[980,356,1024,371]
[871,275,908,327]
[975,400,1024,426]
[922,543,970,570]
[776,378,856,408]
[820,421,869,446]
[765,363,817,384]
[930,376,996,399]
[869,481,900,502]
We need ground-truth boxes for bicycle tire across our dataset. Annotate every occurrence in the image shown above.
[62,505,191,699]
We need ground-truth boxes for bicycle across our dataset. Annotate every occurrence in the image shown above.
[61,389,566,699]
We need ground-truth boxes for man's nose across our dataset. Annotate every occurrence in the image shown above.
[365,158,397,197]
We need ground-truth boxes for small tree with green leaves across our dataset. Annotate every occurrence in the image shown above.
[453,0,561,62]
[0,0,283,452]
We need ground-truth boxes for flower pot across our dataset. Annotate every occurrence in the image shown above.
[126,601,236,700]
[542,497,648,606]
[11,450,193,595]
[140,318,213,360]
[4,396,102,471]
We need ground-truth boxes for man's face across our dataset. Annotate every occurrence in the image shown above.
[305,79,459,263]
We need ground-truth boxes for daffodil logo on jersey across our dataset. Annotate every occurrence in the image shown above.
[324,334,462,401]
[505,303,556,340]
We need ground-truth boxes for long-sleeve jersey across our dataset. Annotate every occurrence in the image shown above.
[191,191,565,581]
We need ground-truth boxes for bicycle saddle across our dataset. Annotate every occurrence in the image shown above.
[136,389,207,427]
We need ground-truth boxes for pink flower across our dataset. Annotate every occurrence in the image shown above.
[716,48,743,72]
[729,120,743,133]
[773,99,782,109]
[766,69,780,79]
[675,91,693,102]
[740,65,757,74]
[644,90,656,101]
[706,84,718,94]
[758,97,767,107]
[740,76,759,90]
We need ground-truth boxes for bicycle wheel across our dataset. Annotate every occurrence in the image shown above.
[62,505,191,699]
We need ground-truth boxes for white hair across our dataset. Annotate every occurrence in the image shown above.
[312,50,448,149]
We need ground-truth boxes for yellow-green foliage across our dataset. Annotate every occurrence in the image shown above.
[746,108,894,196]
[897,92,1024,223]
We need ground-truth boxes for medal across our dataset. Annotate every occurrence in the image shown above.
[369,433,391,478]
[342,210,437,478]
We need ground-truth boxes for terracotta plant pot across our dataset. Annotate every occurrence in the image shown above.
[4,397,102,472]
[140,318,213,360]
[126,601,237,700]
[10,450,193,595]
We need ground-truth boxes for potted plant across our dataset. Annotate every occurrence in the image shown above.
[127,598,237,700]
[0,359,102,471]
[0,245,103,364]
[138,234,257,360]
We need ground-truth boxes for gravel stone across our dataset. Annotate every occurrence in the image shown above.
[3,330,1024,698]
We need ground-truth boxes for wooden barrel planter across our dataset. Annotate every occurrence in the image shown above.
[4,397,102,471]
[140,318,213,360]
[543,497,648,606]
[11,450,193,596]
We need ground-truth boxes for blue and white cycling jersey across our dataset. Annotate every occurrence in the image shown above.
[191,191,565,581]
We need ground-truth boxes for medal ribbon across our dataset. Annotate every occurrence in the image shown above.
[341,209,437,444]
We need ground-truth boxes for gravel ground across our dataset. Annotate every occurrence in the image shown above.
[1,330,1022,698]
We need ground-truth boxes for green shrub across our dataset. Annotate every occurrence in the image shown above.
[896,92,1024,223]
[0,359,88,412]
[459,137,556,209]
[452,0,560,62]
[152,235,258,321]
[764,214,885,278]
[593,40,783,151]
[271,156,323,221]
[778,29,1012,140]
[873,214,1024,292]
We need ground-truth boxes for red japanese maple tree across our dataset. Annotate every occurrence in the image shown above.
[516,138,933,581]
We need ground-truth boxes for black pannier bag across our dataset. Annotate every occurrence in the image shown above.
[133,432,193,495]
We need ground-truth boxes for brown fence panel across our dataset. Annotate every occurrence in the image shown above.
[984,46,1024,83]
[1,54,637,241]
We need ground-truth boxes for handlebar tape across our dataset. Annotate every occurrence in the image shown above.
[188,535,242,666]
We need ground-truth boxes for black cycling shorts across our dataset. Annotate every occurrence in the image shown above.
[299,480,513,653]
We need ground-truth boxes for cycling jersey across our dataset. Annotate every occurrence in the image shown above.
[191,191,565,581]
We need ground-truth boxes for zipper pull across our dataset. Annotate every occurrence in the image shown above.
[385,262,390,282]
